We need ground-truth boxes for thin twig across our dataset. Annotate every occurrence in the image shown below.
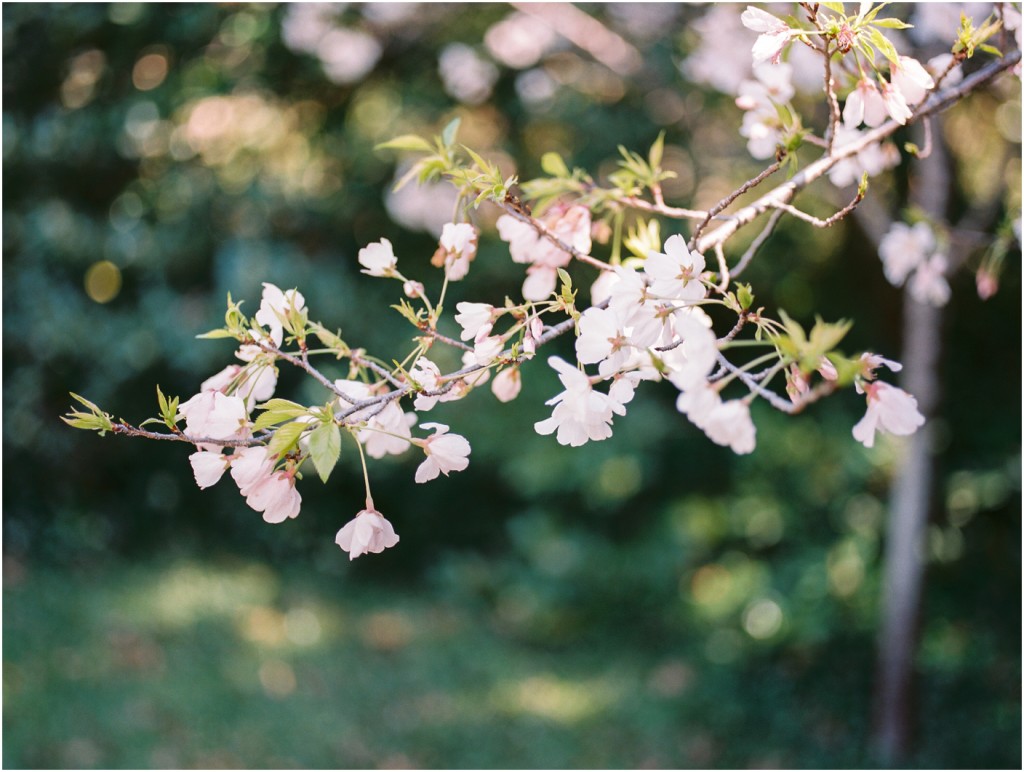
[770,185,864,228]
[619,195,708,220]
[690,160,783,247]
[732,208,783,278]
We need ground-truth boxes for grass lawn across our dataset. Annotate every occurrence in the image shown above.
[3,552,1018,768]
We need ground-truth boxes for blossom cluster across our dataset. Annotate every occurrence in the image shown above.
[64,3,1018,560]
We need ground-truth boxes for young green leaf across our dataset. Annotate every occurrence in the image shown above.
[309,422,341,483]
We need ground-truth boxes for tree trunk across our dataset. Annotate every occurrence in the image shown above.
[872,126,949,763]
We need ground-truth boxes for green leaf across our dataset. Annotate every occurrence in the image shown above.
[821,2,846,14]
[267,420,309,459]
[441,117,461,148]
[309,422,341,483]
[541,151,570,178]
[69,392,103,415]
[255,398,308,415]
[648,131,665,170]
[375,134,433,152]
[195,328,239,339]
[870,17,913,29]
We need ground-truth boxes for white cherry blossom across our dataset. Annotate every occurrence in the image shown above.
[434,222,478,280]
[878,222,935,286]
[909,254,951,307]
[454,302,495,341]
[740,6,794,65]
[852,382,925,448]
[644,235,706,302]
[891,56,934,106]
[254,283,305,346]
[358,238,398,277]
[534,356,624,446]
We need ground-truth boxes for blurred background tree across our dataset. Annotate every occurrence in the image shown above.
[3,3,1020,768]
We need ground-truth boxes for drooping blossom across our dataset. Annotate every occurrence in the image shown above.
[534,356,624,446]
[335,506,399,559]
[843,78,888,128]
[189,450,229,489]
[414,423,471,483]
[852,382,925,448]
[491,367,522,402]
[358,238,398,277]
[245,471,302,524]
[890,56,934,106]
[878,221,935,286]
[230,446,275,496]
[432,222,478,280]
[644,235,707,302]
[879,79,912,124]
[662,308,718,392]
[702,399,757,454]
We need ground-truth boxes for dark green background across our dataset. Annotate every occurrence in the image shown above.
[3,3,1020,768]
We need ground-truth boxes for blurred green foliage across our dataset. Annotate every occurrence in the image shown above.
[3,3,1020,768]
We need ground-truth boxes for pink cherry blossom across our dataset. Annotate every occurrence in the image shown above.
[189,450,229,489]
[244,470,302,523]
[414,422,471,483]
[491,367,522,402]
[852,382,925,448]
[179,391,249,440]
[358,238,398,277]
[230,446,275,496]
[828,125,900,188]
[335,507,399,559]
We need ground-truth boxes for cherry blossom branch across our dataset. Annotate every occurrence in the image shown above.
[694,50,1021,254]
[110,421,269,448]
[822,42,842,155]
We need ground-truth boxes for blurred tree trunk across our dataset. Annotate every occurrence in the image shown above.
[872,123,949,763]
